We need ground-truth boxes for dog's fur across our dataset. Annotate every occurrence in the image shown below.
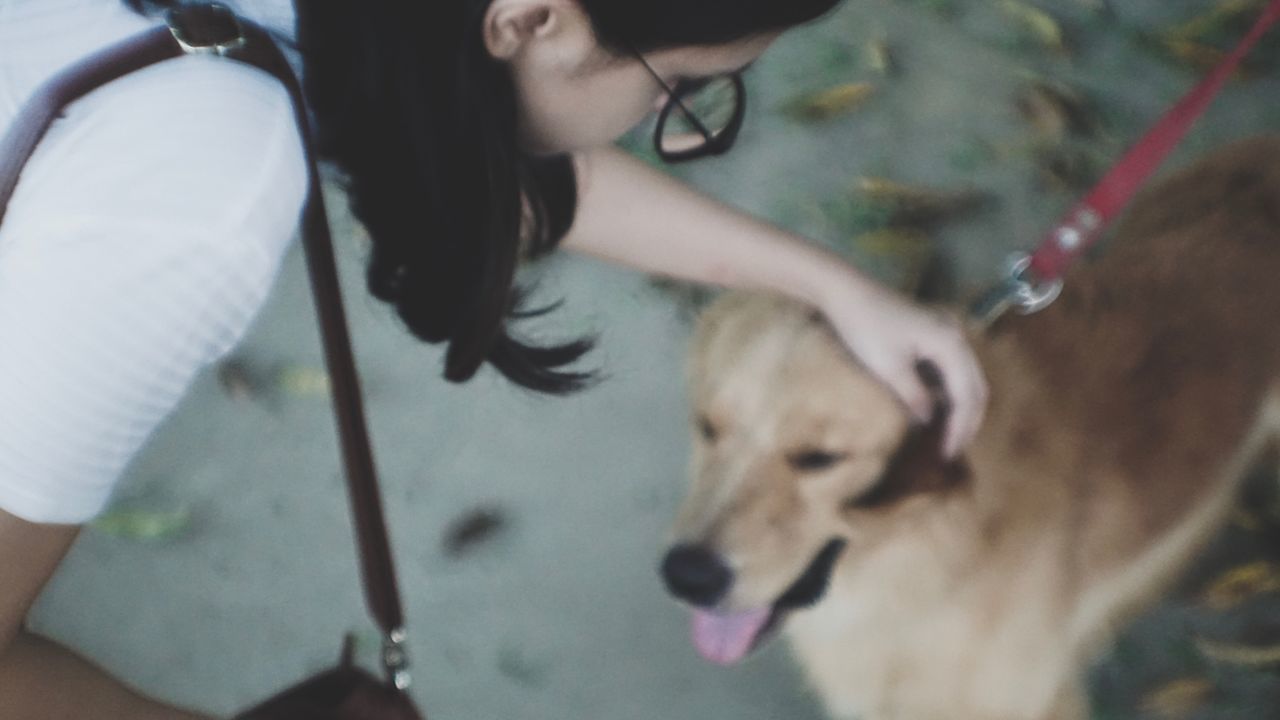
[671,136,1280,720]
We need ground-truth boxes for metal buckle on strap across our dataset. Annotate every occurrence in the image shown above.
[383,627,412,690]
[166,3,247,57]
[970,254,1063,328]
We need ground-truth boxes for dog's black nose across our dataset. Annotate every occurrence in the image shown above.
[661,544,733,608]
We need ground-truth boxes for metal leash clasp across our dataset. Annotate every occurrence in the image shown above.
[166,3,247,57]
[970,254,1063,328]
[383,627,412,691]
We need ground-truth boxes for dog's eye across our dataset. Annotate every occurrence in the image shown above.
[697,416,719,443]
[788,450,848,473]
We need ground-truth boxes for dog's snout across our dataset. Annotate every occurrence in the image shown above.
[661,544,734,608]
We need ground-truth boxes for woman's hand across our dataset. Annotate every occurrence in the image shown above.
[821,277,988,459]
[563,147,987,455]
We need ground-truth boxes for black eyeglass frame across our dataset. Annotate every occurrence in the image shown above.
[632,53,748,163]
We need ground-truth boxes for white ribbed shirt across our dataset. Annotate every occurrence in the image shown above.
[0,0,306,523]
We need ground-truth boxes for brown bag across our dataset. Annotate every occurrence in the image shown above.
[0,4,425,718]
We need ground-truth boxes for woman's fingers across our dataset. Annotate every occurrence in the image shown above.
[930,322,988,459]
[888,365,934,424]
[824,283,987,458]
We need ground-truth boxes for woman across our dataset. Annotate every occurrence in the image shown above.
[0,0,986,717]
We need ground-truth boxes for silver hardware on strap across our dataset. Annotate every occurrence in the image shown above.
[383,627,412,691]
[166,3,247,57]
[1055,206,1102,252]
[970,254,1064,328]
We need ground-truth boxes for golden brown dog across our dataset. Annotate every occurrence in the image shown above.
[661,136,1280,720]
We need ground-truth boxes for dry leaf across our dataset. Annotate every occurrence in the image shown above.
[783,83,876,122]
[1230,508,1263,532]
[1140,678,1213,719]
[217,359,259,403]
[94,509,191,542]
[999,0,1067,54]
[1164,0,1266,42]
[855,228,932,258]
[1033,146,1098,194]
[866,38,895,76]
[1198,561,1280,610]
[651,277,716,317]
[278,366,331,398]
[1195,635,1280,668]
[1016,81,1100,142]
[442,506,509,558]
[1160,37,1232,72]
[855,177,991,226]
[854,229,935,295]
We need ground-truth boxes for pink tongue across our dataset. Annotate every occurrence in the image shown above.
[691,608,771,666]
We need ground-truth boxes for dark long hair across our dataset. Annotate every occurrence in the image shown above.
[126,0,843,393]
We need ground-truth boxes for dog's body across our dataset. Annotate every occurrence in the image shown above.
[666,137,1280,720]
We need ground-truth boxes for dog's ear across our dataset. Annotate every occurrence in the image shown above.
[845,362,970,511]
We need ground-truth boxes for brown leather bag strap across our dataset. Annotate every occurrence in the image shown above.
[0,4,411,688]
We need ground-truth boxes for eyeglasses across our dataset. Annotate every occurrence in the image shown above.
[633,53,747,163]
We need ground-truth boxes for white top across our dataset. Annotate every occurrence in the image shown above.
[0,0,307,523]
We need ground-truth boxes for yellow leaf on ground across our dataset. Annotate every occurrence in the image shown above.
[854,228,931,257]
[1195,635,1280,668]
[853,229,934,295]
[278,366,332,398]
[866,38,895,76]
[783,83,876,122]
[1230,508,1263,532]
[1198,561,1280,610]
[999,0,1067,53]
[855,178,990,226]
[1161,38,1231,72]
[1164,0,1265,42]
[1016,80,1099,142]
[1140,678,1213,720]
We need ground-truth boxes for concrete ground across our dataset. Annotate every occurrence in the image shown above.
[30,1,1280,718]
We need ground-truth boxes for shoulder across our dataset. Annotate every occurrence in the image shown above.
[0,52,310,364]
[6,52,308,267]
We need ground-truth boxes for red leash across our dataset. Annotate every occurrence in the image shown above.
[974,0,1280,324]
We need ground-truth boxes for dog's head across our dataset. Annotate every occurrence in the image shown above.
[663,293,969,665]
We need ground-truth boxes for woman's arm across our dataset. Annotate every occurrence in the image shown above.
[0,511,209,720]
[562,146,986,457]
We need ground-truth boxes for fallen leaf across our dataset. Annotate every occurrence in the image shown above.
[1160,37,1232,72]
[497,644,549,687]
[1164,0,1266,42]
[1198,561,1280,610]
[442,506,510,558]
[1230,508,1263,532]
[999,0,1067,54]
[278,366,331,398]
[854,229,935,295]
[1195,635,1280,668]
[1033,146,1099,193]
[854,228,932,258]
[855,177,991,226]
[651,277,717,319]
[217,359,260,403]
[1139,677,1214,719]
[783,83,877,122]
[93,509,191,542]
[1016,81,1100,142]
[866,38,895,76]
